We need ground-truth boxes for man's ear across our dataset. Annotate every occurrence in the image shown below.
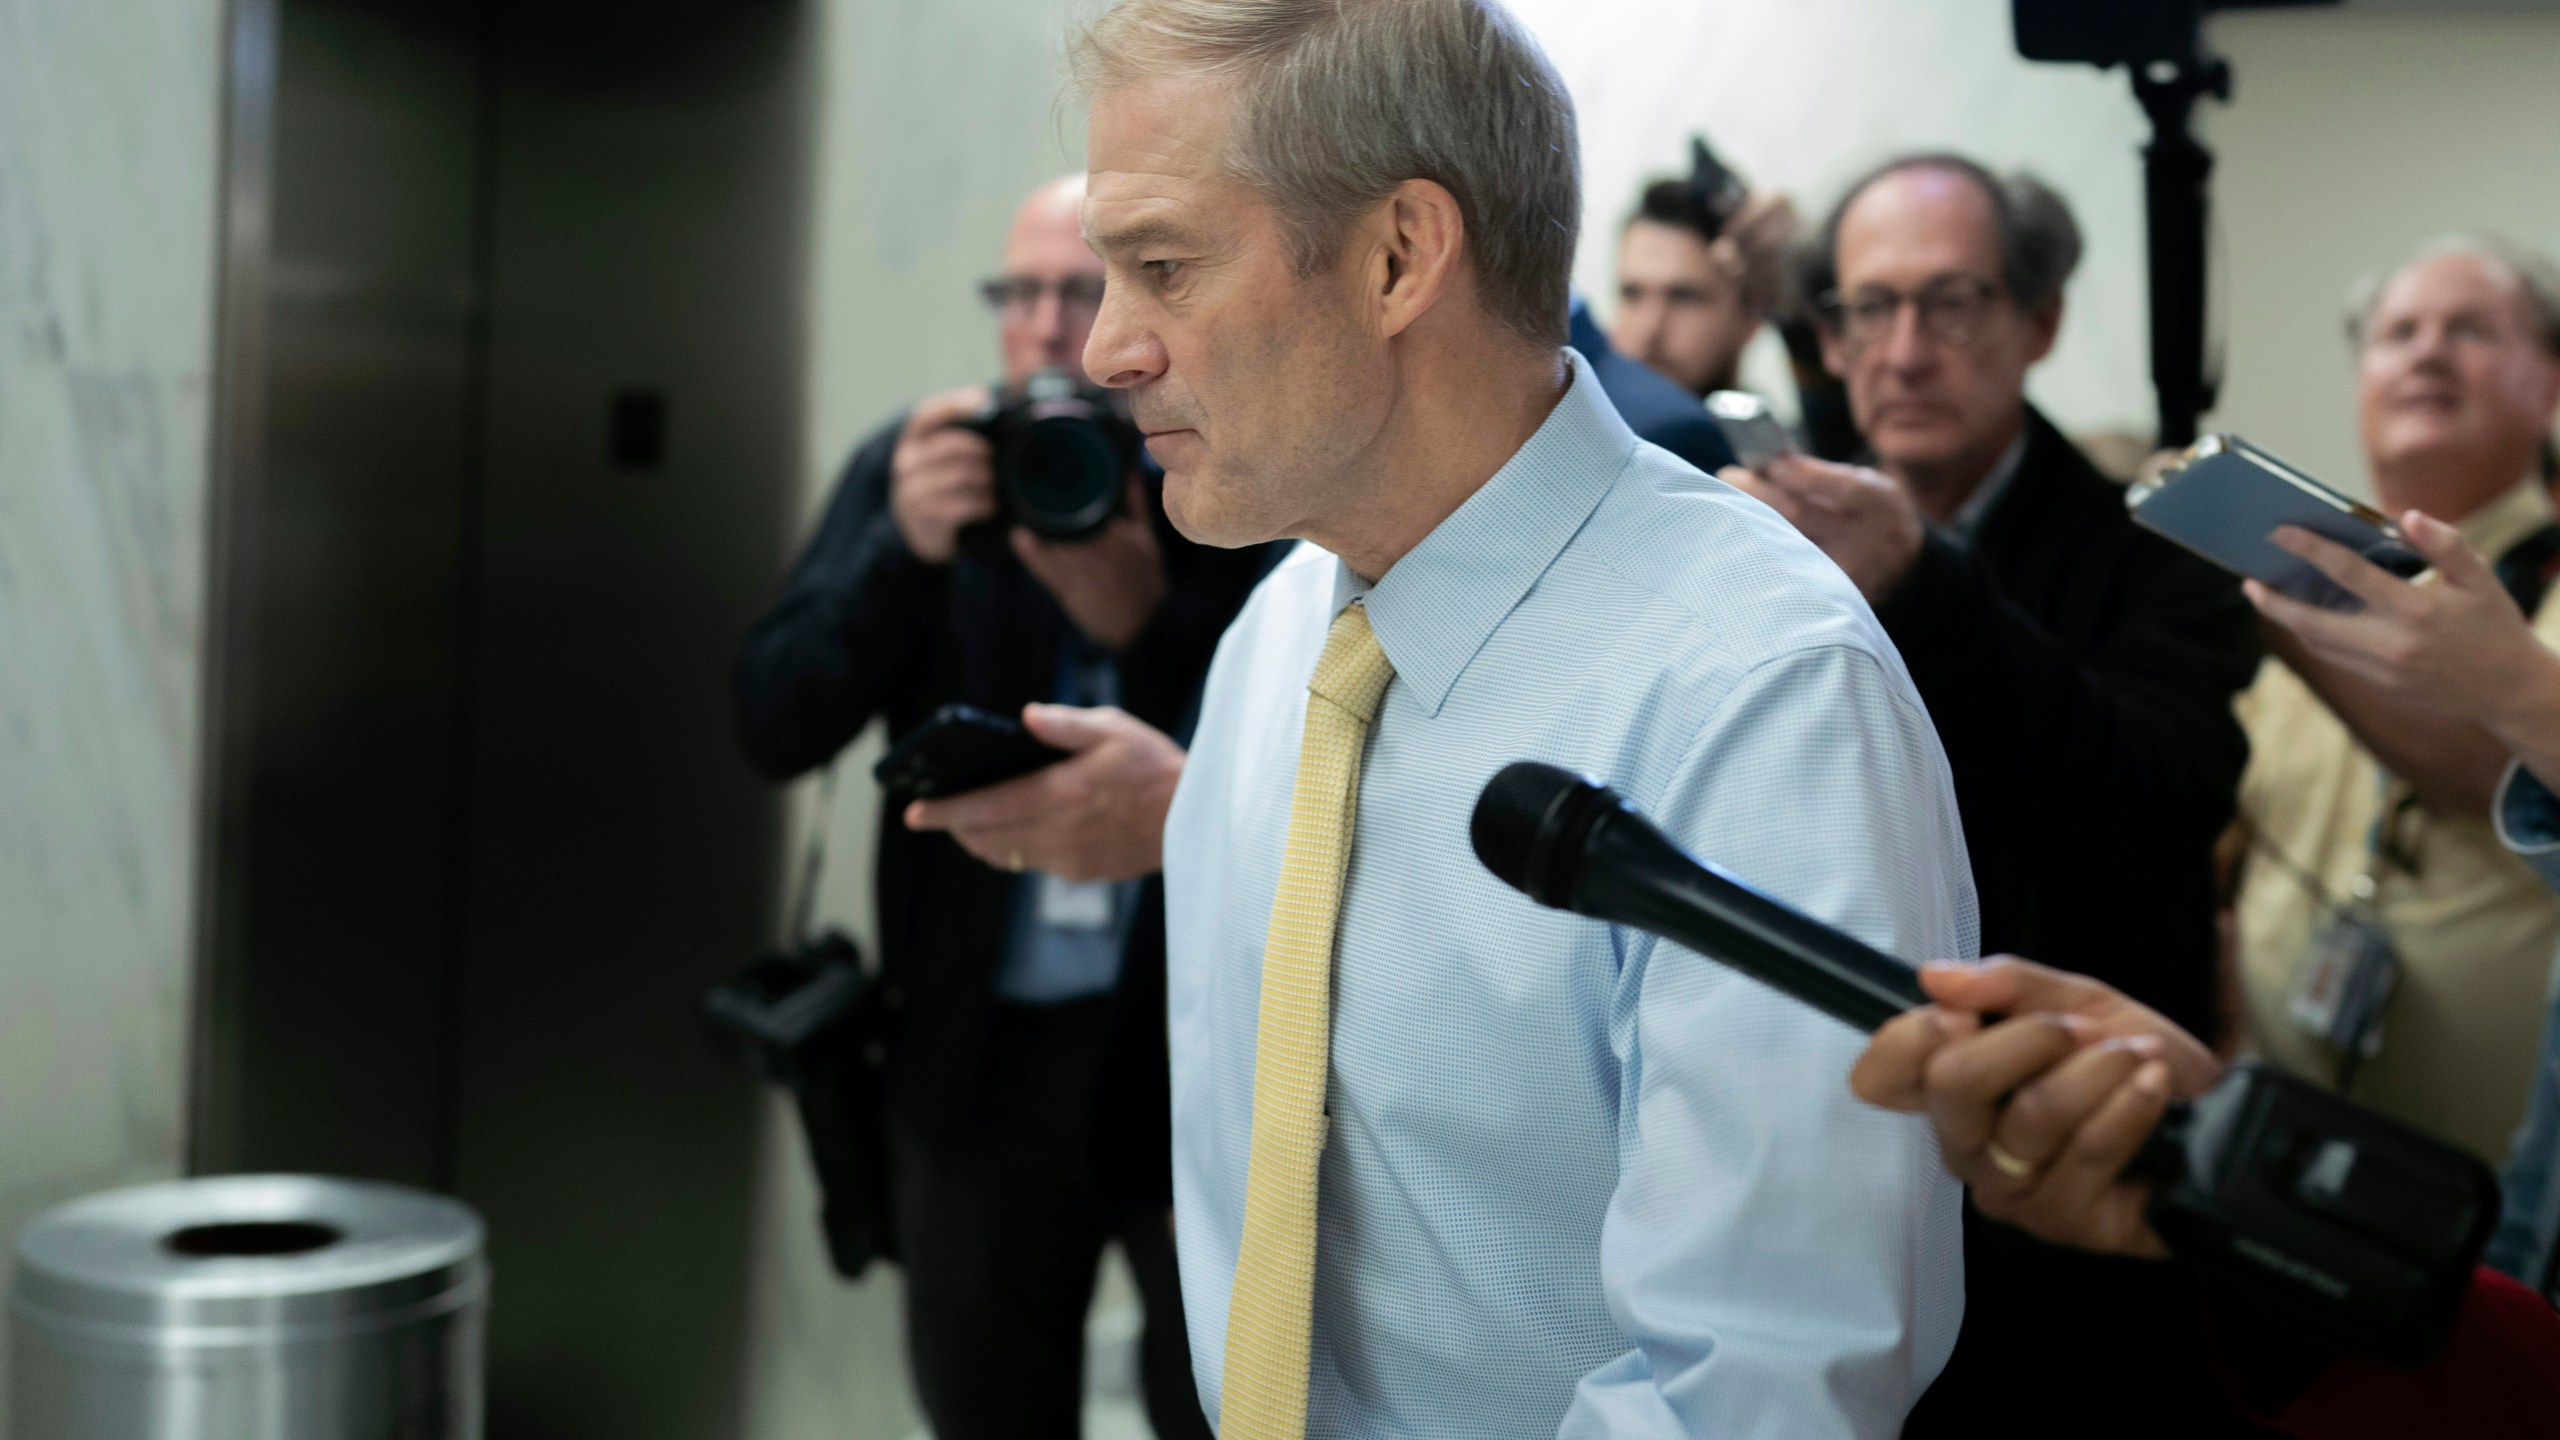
[2530,356,2560,420]
[2022,297,2064,367]
[1817,323,1849,381]
[1366,178,1467,340]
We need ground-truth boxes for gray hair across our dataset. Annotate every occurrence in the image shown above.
[2344,234,2560,360]
[1795,153,2082,321]
[1068,0,1579,346]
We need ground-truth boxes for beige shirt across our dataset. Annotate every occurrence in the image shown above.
[2235,477,2560,1161]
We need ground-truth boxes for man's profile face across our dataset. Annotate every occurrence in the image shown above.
[2356,253,2560,494]
[1081,76,1385,547]
[996,178,1106,386]
[1821,167,2056,480]
[1610,219,1752,397]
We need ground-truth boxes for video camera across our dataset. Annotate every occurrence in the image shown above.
[1472,761,2500,1364]
[959,366,1143,548]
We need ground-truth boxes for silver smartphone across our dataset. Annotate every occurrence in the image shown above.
[1705,390,1796,470]
[2125,434,2427,611]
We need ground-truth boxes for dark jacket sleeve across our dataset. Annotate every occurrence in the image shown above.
[1875,518,2259,877]
[734,415,940,779]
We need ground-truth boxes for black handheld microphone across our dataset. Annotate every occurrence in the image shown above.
[1470,760,2500,1364]
[1469,761,1924,1032]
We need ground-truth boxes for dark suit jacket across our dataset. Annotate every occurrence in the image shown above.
[1883,408,2270,1436]
[1876,406,2259,1031]
[735,413,1278,1206]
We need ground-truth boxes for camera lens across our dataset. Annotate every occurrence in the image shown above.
[1003,413,1123,541]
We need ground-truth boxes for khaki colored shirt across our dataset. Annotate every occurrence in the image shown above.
[2235,478,2560,1161]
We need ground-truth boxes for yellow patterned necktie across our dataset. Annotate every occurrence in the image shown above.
[1220,603,1396,1440]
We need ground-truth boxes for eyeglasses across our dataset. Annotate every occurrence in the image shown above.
[1818,275,2004,350]
[979,274,1106,318]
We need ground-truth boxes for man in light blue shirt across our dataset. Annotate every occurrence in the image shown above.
[1160,353,1973,1435]
[918,1,1972,1432]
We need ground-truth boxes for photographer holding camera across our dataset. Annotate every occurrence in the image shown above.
[736,174,1272,1440]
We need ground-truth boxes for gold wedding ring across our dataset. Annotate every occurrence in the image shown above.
[1006,850,1026,874]
[1984,1141,2038,1181]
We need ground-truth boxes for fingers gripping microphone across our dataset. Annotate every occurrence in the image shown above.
[1469,762,1924,1032]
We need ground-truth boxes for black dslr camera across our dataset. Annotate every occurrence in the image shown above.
[959,367,1143,547]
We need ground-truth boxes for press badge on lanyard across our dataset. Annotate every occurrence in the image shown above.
[2283,782,2416,1078]
[2289,900,2399,1058]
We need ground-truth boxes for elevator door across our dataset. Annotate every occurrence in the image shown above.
[196,2,815,1434]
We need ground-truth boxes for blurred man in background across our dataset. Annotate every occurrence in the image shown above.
[2231,237,2560,1170]
[1725,151,2264,1433]
[735,174,1266,1440]
[1607,137,1795,400]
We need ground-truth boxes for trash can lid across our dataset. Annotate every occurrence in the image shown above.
[12,1175,485,1334]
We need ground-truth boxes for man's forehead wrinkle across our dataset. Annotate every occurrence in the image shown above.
[1081,186,1205,251]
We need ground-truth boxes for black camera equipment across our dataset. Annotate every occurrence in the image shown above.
[2010,0,2336,449]
[1471,761,2500,1363]
[703,778,902,1278]
[961,366,1143,545]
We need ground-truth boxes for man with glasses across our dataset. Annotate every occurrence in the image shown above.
[1724,153,2262,1433]
[737,174,1265,1439]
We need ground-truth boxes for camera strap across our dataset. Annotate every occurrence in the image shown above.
[784,768,837,950]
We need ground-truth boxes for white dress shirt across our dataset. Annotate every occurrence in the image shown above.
[1165,351,1975,1438]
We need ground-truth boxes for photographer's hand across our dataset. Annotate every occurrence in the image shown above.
[902,704,1183,883]
[1014,476,1167,650]
[889,387,998,564]
[1850,957,2223,1259]
[1719,455,1926,603]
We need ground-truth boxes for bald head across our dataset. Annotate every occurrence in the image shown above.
[2354,243,2560,518]
[995,173,1104,383]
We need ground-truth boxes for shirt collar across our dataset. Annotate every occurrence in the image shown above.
[1327,348,1635,715]
[2453,473,2558,561]
[1941,427,2030,544]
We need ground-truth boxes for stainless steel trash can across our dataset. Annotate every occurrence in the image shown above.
[10,1174,486,1440]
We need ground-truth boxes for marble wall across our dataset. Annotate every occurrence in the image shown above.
[0,0,227,1419]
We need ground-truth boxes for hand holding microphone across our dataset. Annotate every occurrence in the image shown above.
[1472,762,2500,1363]
[1852,957,2222,1261]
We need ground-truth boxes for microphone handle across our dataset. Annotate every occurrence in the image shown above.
[1574,807,1927,1033]
[1569,799,2197,1187]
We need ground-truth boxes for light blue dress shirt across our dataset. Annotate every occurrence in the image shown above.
[1164,352,1976,1438]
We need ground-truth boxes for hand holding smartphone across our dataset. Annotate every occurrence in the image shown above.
[2126,435,2427,611]
[873,704,1068,801]
[1706,390,1797,471]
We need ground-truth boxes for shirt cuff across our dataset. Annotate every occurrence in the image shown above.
[2494,759,2560,896]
